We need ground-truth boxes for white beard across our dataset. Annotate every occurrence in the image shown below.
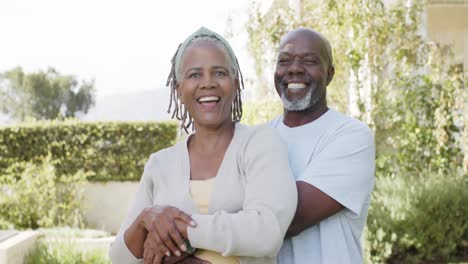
[280,82,318,111]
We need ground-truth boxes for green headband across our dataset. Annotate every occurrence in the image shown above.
[174,26,238,80]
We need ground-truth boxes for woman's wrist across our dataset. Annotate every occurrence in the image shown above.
[124,217,147,259]
[137,207,151,233]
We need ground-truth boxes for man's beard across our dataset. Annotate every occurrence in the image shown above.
[280,82,321,111]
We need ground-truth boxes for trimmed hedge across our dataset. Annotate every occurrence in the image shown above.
[0,120,178,181]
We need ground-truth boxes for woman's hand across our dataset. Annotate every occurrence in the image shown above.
[144,221,209,264]
[140,205,196,257]
[143,232,167,264]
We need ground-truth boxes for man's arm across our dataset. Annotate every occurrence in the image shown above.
[286,182,343,237]
[285,123,375,237]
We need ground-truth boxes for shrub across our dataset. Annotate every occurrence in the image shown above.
[0,155,88,229]
[366,169,468,263]
[0,218,13,229]
[0,120,178,181]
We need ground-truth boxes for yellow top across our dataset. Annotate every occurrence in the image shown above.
[190,178,239,264]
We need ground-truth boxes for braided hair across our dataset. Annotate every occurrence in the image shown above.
[166,27,244,133]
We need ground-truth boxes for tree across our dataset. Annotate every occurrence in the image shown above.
[0,67,95,121]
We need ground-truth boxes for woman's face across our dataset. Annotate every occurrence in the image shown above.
[177,40,238,130]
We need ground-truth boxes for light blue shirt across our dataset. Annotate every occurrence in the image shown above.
[270,109,375,264]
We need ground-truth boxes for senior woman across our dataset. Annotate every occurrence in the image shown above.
[109,27,297,264]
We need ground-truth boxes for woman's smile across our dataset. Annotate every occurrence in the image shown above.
[197,95,221,110]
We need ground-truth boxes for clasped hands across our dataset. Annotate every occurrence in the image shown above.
[140,205,210,264]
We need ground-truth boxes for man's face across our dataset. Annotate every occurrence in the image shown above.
[274,32,332,111]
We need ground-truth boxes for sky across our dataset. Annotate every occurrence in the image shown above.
[0,0,271,96]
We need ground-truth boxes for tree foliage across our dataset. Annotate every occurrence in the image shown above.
[0,67,95,121]
[241,99,283,126]
[246,0,467,176]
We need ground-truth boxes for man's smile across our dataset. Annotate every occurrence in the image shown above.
[287,83,307,90]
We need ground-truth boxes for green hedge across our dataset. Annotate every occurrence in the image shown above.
[0,120,178,181]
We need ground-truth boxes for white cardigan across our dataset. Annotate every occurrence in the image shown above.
[109,124,298,264]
